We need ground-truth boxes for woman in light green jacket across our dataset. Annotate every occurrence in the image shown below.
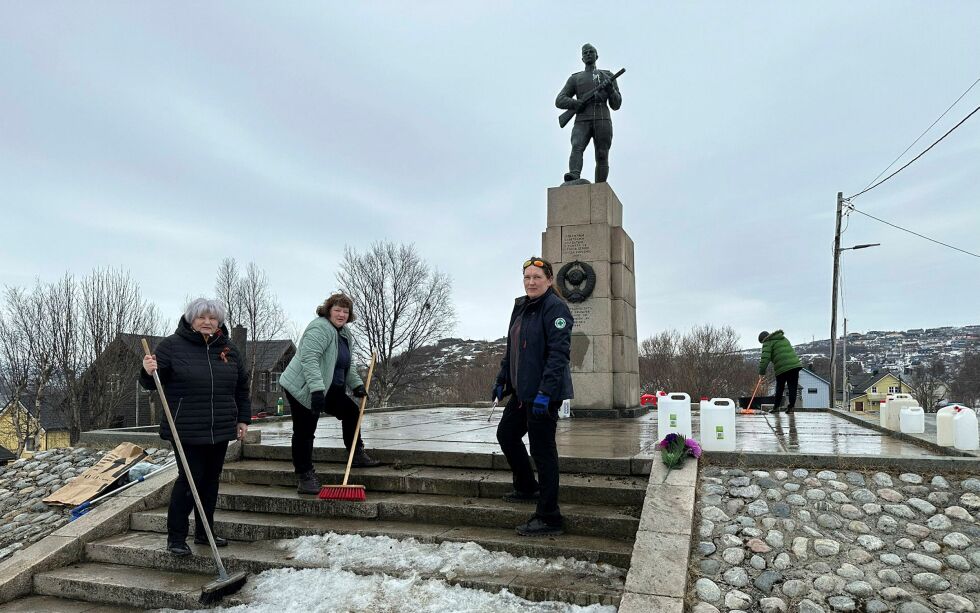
[280,293,379,495]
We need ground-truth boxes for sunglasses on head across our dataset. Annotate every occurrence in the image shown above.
[523,258,548,270]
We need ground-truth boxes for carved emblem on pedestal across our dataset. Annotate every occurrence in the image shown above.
[557,261,596,303]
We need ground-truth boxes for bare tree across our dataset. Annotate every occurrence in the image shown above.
[214,259,287,392]
[337,241,455,407]
[0,286,54,455]
[909,359,948,411]
[639,325,757,400]
[639,329,680,393]
[77,268,162,433]
[951,352,980,407]
[214,257,243,328]
[237,262,286,346]
[24,269,162,441]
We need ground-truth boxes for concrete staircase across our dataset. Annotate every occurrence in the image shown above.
[1,445,648,611]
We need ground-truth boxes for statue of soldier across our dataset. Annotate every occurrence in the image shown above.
[556,44,622,184]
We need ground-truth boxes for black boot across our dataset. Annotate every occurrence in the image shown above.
[167,539,191,557]
[516,516,563,537]
[194,532,228,547]
[296,469,320,495]
[502,489,540,504]
[351,448,381,468]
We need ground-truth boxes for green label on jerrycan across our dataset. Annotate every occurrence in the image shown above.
[716,425,725,439]
[670,413,677,427]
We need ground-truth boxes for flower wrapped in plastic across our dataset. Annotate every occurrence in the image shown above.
[656,432,702,482]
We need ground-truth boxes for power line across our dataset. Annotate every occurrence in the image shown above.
[860,78,980,192]
[848,102,980,200]
[846,204,980,259]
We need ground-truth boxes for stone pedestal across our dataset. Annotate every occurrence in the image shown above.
[542,183,639,414]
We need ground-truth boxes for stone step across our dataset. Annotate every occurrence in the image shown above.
[130,507,634,567]
[214,482,641,540]
[243,444,640,476]
[32,561,245,610]
[0,595,141,612]
[85,531,624,607]
[222,459,648,506]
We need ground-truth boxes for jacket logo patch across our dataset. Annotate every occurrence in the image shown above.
[554,318,567,330]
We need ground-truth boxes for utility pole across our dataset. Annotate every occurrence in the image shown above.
[843,317,848,412]
[830,192,843,409]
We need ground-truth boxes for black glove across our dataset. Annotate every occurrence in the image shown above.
[310,390,326,414]
[352,385,368,399]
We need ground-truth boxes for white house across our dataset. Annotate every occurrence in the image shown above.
[767,368,830,409]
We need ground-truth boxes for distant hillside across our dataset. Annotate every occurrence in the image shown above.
[742,324,980,373]
[386,338,505,406]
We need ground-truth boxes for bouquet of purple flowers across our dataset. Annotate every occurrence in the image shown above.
[657,432,702,482]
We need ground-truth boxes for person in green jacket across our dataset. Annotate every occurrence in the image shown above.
[280,293,380,495]
[758,330,803,414]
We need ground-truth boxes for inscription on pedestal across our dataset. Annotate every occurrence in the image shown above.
[564,231,590,259]
[569,303,593,329]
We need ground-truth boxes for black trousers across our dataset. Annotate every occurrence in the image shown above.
[569,119,613,182]
[285,386,363,475]
[774,367,802,411]
[168,440,229,543]
[495,396,562,525]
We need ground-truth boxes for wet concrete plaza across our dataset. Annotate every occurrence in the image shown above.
[251,407,947,460]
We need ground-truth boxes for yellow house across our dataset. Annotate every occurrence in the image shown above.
[0,398,71,457]
[847,372,914,412]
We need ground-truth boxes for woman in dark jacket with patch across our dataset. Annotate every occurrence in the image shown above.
[141,298,250,556]
[494,257,573,537]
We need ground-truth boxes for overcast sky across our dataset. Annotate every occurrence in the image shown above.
[2,2,979,348]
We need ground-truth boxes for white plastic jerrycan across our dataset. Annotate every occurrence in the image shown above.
[953,407,980,451]
[936,405,962,447]
[886,393,916,431]
[899,406,925,434]
[879,394,895,427]
[701,398,737,452]
[658,392,692,438]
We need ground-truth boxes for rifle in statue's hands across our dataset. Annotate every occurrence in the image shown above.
[558,68,625,128]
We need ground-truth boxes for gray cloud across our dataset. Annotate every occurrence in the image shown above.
[1,2,978,346]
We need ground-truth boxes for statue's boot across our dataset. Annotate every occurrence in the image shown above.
[563,171,580,182]
[595,165,609,183]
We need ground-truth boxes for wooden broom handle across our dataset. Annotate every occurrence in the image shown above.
[341,352,377,486]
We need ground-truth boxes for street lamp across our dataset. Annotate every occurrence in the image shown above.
[833,243,880,411]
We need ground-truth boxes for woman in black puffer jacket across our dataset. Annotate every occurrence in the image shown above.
[140,298,250,557]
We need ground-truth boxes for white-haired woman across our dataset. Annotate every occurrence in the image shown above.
[140,298,250,557]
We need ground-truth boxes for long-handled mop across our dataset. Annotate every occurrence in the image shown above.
[319,352,377,502]
[141,339,248,605]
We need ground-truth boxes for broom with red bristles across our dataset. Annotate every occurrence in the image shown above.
[738,375,765,415]
[319,352,377,502]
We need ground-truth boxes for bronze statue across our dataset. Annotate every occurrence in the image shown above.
[556,44,623,184]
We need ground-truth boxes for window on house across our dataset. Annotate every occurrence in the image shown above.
[270,371,281,392]
[24,437,36,451]
[259,372,268,392]
[871,386,878,393]
[107,373,121,393]
[888,386,900,394]
[808,388,818,394]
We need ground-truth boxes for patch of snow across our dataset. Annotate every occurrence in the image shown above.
[280,532,624,583]
[157,566,618,613]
